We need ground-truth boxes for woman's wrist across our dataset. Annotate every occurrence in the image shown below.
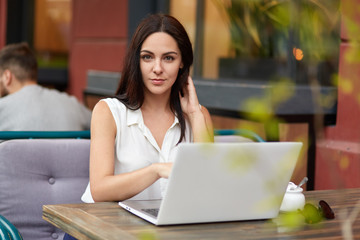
[186,105,203,120]
[151,163,171,179]
[151,163,161,178]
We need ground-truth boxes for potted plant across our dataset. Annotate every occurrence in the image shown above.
[213,0,340,85]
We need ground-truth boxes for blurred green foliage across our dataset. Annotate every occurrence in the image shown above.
[37,54,68,68]
[212,0,341,61]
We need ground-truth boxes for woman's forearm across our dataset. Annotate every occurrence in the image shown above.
[188,107,214,143]
[90,162,171,202]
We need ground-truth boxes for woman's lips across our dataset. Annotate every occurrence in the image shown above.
[151,79,165,85]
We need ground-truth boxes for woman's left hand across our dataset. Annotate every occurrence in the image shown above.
[179,76,214,142]
[179,76,202,119]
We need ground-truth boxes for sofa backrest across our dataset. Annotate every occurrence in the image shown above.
[0,139,90,240]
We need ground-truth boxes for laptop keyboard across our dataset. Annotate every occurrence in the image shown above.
[142,208,159,217]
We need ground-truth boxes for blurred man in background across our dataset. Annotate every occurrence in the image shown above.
[0,42,91,131]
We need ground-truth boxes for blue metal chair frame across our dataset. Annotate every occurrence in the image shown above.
[214,129,265,142]
[0,131,91,140]
[0,130,263,142]
[0,215,23,240]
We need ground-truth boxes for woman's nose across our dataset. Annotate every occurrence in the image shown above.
[153,59,163,74]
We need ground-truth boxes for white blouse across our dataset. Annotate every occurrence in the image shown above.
[81,98,192,203]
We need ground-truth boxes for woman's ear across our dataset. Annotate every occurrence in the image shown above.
[180,62,184,69]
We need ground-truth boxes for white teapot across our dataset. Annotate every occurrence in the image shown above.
[280,182,306,212]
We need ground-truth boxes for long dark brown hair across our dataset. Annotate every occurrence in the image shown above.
[115,14,193,143]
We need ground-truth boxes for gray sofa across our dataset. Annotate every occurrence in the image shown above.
[0,139,90,240]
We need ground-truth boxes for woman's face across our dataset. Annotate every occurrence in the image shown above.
[140,32,183,98]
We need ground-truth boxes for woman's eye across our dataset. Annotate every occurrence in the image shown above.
[141,55,152,61]
[164,56,174,61]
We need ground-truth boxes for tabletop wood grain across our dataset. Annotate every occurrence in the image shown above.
[43,188,360,240]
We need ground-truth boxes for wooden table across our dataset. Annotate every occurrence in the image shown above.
[43,188,360,240]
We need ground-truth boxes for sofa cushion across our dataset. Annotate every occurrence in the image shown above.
[0,139,90,240]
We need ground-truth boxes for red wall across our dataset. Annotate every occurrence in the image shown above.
[0,0,6,49]
[315,0,360,189]
[68,0,128,101]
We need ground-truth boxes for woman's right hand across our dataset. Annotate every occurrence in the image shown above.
[153,162,173,179]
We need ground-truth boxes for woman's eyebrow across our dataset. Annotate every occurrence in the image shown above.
[140,50,153,54]
[140,50,178,55]
[163,51,179,55]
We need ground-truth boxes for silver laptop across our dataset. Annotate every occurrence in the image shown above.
[119,142,302,225]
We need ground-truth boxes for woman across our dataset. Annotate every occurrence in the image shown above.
[81,13,214,203]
